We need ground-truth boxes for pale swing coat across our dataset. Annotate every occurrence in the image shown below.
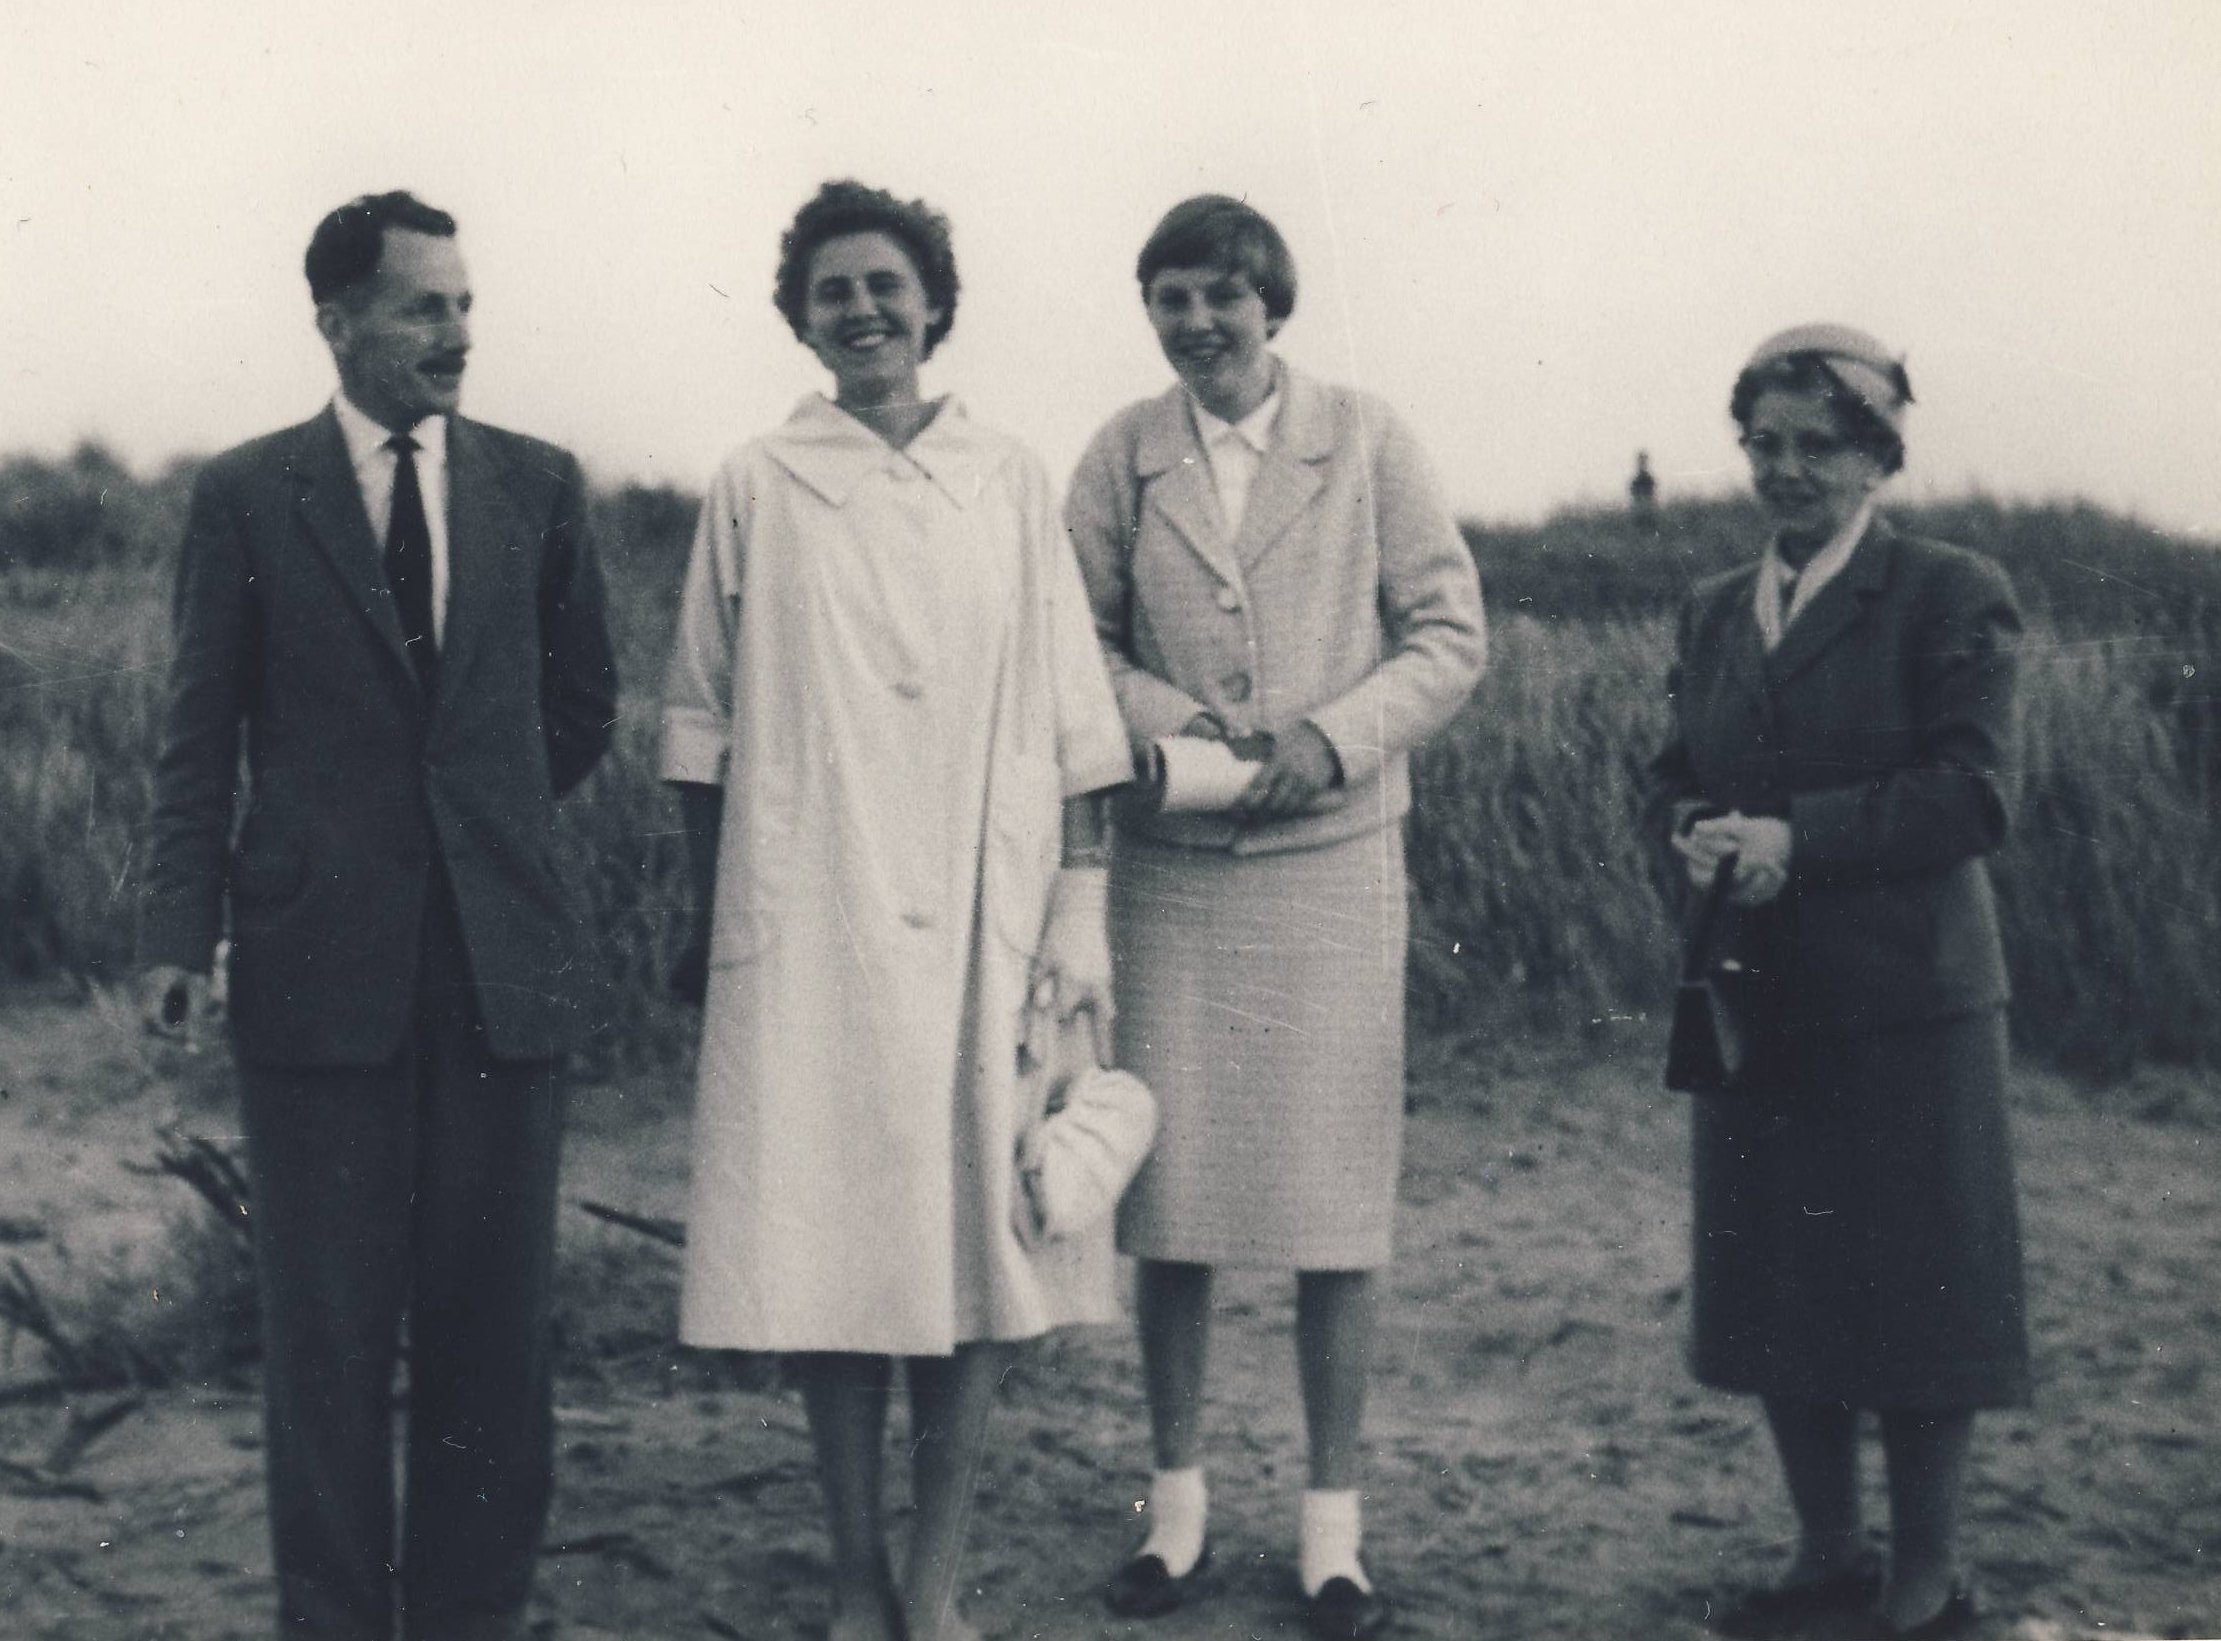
[660,396,1133,1355]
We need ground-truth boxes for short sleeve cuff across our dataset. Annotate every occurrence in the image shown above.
[658,709,730,785]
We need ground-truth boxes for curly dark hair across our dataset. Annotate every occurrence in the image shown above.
[305,191,456,305]
[1135,194,1297,322]
[1730,352,1910,475]
[772,180,959,358]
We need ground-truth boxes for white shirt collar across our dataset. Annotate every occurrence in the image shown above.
[1189,385,1281,455]
[332,392,447,470]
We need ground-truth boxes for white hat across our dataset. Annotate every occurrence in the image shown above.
[1744,322,1914,431]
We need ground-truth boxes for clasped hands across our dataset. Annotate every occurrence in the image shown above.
[1673,810,1793,907]
[1181,711,1340,821]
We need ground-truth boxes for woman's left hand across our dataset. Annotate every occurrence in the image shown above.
[1688,812,1794,906]
[1029,866,1113,1062]
[1231,720,1342,820]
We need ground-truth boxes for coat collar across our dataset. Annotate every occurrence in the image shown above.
[762,393,990,509]
[1131,360,1339,581]
[1763,513,1899,689]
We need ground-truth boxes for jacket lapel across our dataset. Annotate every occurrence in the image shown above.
[1764,519,1895,690]
[436,417,515,712]
[1712,566,1770,709]
[1134,386,1242,588]
[1228,368,1329,572]
[288,409,420,691]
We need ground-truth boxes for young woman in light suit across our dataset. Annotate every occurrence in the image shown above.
[1065,195,1486,1640]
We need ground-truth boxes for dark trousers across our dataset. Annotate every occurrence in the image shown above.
[239,870,563,1641]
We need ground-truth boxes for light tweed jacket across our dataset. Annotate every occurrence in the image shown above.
[1064,363,1486,853]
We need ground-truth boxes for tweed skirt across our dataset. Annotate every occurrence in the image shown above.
[1110,827,1409,1270]
[1690,1007,2031,1411]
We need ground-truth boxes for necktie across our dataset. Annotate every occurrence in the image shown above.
[385,433,437,685]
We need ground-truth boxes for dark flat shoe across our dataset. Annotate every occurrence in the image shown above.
[1103,1540,1212,1618]
[1713,1555,1884,1637]
[1308,1575,1391,1640]
[1887,1583,1979,1640]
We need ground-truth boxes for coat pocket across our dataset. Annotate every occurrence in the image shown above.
[708,903,768,970]
[985,754,1061,959]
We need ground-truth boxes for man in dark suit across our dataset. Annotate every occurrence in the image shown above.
[140,190,616,1641]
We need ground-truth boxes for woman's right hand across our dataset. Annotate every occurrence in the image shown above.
[1680,811,1792,906]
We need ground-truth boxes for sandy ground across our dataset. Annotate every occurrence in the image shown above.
[1,998,2215,1641]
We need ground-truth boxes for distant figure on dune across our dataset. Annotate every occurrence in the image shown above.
[1629,449,1659,530]
[138,190,617,1639]
[1647,323,2028,1641]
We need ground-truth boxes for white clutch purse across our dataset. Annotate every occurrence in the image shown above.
[1013,1000,1157,1249]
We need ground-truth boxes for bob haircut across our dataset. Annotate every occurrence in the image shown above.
[1730,352,1909,476]
[772,180,960,358]
[305,191,457,306]
[1135,195,1297,322]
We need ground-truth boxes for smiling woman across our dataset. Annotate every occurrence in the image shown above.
[1066,193,1487,1640]
[659,180,1132,1641]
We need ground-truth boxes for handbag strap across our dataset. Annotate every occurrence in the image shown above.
[1680,852,1741,984]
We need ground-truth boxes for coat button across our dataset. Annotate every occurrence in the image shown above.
[1216,586,1242,612]
[1222,670,1253,703]
[902,908,933,930]
[895,679,924,699]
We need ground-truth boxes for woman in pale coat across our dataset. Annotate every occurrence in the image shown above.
[661,180,1132,1641]
[1065,195,1486,1640]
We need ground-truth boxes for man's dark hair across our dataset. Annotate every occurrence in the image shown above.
[305,191,458,305]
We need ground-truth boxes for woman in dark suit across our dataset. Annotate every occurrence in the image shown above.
[1649,325,2030,1640]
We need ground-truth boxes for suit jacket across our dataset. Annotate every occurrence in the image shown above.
[1065,365,1486,853]
[141,407,617,1065]
[1647,519,2022,1030]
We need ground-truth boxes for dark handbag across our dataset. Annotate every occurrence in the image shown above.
[1664,853,1766,1096]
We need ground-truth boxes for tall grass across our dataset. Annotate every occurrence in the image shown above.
[1409,614,2221,1073]
[5,451,2218,1074]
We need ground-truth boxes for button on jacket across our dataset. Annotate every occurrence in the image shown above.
[1648,519,2022,1030]
[1065,364,1486,853]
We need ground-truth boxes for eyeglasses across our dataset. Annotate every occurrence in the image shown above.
[1739,430,1856,464]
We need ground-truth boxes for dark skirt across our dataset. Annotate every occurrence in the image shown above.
[1689,1007,2031,1411]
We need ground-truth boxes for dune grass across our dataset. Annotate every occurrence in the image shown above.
[5,452,2217,1074]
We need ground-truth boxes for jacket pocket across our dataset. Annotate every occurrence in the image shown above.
[229,847,307,904]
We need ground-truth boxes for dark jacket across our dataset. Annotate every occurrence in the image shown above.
[1648,519,2021,1031]
[141,407,617,1064]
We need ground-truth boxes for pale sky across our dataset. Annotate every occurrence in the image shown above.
[5,0,2219,537]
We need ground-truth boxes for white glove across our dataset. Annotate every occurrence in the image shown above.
[1029,866,1112,1055]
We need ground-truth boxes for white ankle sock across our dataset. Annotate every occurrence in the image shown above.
[1138,1466,1207,1576]
[1300,1488,1370,1597]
